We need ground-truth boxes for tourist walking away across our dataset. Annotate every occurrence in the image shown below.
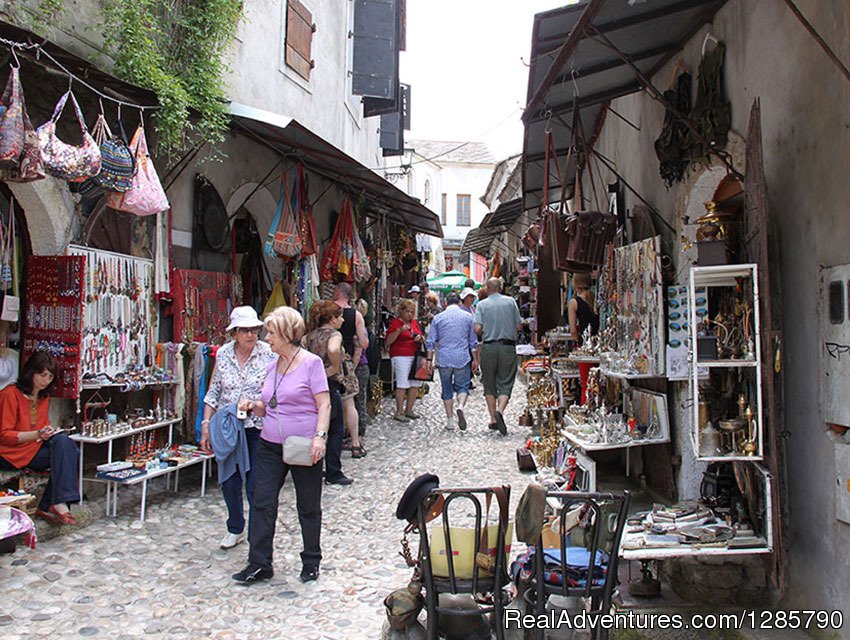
[303,301,355,485]
[333,283,368,453]
[0,351,80,526]
[386,299,425,422]
[355,298,373,436]
[567,273,600,404]
[201,306,275,549]
[424,292,479,431]
[233,306,329,585]
[474,278,522,435]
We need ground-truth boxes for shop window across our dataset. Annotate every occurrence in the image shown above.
[285,0,316,81]
[441,193,447,225]
[457,194,470,227]
[829,280,844,324]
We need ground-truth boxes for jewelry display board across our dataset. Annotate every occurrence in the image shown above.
[67,246,157,380]
[23,256,86,398]
[171,269,232,344]
[613,236,666,376]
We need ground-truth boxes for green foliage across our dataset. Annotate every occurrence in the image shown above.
[101,0,243,157]
[17,0,65,33]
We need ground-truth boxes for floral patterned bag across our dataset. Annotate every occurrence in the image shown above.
[0,65,26,169]
[37,90,101,182]
[0,78,44,183]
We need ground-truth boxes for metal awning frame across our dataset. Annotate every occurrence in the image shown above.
[229,105,442,238]
[522,0,733,225]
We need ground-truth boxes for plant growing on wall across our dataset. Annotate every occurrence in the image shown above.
[101,0,243,157]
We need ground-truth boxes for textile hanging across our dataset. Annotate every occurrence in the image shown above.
[320,195,371,283]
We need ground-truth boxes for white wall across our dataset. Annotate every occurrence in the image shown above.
[436,164,494,242]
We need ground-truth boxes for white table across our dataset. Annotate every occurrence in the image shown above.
[96,454,212,522]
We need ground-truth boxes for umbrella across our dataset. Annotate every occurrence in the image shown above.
[426,271,481,292]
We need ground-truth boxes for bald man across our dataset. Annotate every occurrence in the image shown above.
[473,278,521,435]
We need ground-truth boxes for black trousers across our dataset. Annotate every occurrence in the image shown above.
[0,433,81,511]
[324,381,345,482]
[248,438,322,571]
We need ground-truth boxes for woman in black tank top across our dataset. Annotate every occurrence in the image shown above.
[567,273,599,404]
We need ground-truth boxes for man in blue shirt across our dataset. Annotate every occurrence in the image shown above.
[474,278,522,435]
[424,292,479,431]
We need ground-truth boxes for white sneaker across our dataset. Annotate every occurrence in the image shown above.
[220,531,246,549]
[445,417,456,430]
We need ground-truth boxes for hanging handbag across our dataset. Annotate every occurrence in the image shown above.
[272,175,302,258]
[93,114,135,192]
[295,164,319,257]
[282,435,315,466]
[108,125,169,215]
[37,90,102,182]
[0,86,44,183]
[0,65,25,169]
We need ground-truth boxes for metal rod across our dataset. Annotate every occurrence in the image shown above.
[227,158,285,220]
[607,104,641,132]
[781,0,850,84]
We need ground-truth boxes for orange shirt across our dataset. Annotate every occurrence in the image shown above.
[0,385,51,469]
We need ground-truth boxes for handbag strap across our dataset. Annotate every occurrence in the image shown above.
[51,90,90,135]
[1,65,19,107]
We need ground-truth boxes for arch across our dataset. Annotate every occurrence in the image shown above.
[5,180,76,255]
[226,181,277,228]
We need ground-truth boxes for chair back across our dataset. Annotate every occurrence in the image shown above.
[533,490,630,611]
[417,486,511,595]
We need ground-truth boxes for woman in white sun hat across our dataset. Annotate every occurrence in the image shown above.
[201,306,275,549]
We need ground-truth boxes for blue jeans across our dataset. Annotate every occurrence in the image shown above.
[221,426,260,534]
[438,365,472,401]
[20,433,80,511]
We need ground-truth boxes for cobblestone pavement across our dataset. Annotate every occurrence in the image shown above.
[0,377,533,639]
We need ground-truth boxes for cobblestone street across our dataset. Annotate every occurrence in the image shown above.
[0,378,532,639]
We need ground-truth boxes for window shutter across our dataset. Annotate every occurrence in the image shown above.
[380,108,403,155]
[352,0,398,99]
[286,0,315,81]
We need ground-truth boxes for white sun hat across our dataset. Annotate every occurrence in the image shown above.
[226,306,264,331]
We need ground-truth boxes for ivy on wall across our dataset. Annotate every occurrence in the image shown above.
[101,0,243,157]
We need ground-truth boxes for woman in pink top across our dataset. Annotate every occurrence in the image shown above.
[232,306,330,585]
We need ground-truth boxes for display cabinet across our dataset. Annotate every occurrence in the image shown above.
[688,264,763,461]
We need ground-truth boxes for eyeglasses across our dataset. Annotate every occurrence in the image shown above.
[236,327,261,335]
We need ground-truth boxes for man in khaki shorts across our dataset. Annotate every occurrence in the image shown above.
[474,278,521,435]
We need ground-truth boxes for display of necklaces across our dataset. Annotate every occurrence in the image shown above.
[613,236,666,376]
[68,245,157,380]
[23,255,86,398]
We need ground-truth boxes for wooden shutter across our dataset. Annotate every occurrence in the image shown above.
[286,0,315,81]
[352,0,398,99]
[743,97,787,595]
[380,108,403,155]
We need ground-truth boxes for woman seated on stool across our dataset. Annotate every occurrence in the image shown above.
[0,351,81,526]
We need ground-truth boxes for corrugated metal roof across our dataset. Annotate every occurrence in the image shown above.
[410,140,497,165]
[522,0,727,212]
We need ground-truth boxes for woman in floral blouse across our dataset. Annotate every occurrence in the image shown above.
[201,307,275,549]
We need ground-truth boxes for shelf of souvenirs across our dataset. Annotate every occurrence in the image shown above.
[562,412,670,452]
[92,445,212,485]
[71,415,182,444]
[80,370,177,391]
[620,464,773,559]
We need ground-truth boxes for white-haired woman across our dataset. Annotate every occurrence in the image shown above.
[232,306,330,585]
[201,306,274,549]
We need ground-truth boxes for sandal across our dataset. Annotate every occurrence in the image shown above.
[351,445,367,459]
